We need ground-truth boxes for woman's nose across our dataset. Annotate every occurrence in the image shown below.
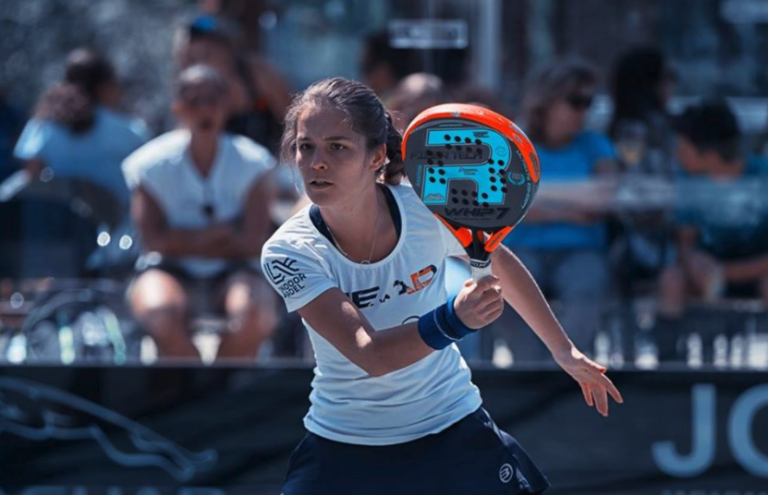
[308,154,328,171]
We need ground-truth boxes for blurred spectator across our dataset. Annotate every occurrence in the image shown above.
[609,45,676,174]
[607,46,678,291]
[361,32,418,100]
[123,65,277,362]
[173,13,291,153]
[655,100,768,362]
[494,59,618,364]
[14,48,149,207]
[386,73,446,132]
[8,49,149,278]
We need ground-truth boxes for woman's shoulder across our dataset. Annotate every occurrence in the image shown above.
[122,130,188,173]
[385,181,419,204]
[574,130,612,146]
[573,130,616,161]
[264,205,320,253]
[97,107,149,136]
[227,133,274,162]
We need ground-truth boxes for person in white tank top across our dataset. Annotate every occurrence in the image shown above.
[261,77,623,495]
[124,65,277,363]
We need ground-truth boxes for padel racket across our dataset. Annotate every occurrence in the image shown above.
[402,104,540,281]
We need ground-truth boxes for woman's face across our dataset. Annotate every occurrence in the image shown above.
[544,85,594,145]
[295,104,385,207]
[174,83,228,136]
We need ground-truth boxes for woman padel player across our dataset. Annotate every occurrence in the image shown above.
[261,78,623,495]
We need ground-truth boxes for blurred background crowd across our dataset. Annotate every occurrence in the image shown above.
[2,0,768,369]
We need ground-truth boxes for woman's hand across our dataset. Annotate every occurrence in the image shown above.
[453,276,504,329]
[554,346,624,417]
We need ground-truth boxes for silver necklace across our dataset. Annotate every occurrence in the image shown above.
[327,189,382,265]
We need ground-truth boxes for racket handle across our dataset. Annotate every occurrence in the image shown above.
[470,260,493,282]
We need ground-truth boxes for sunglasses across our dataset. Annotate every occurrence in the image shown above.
[566,93,594,110]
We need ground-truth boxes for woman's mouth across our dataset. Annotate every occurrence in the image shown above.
[309,179,333,189]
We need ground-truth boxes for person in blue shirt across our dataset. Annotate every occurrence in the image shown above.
[12,48,149,277]
[14,48,149,208]
[497,60,618,364]
[656,100,768,362]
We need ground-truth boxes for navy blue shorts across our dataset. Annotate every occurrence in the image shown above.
[281,407,550,495]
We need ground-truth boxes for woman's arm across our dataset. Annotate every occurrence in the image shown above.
[490,245,623,416]
[490,246,573,356]
[297,277,502,377]
[132,187,234,258]
[212,174,275,259]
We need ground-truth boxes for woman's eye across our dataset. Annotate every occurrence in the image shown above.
[298,143,313,151]
[330,143,346,151]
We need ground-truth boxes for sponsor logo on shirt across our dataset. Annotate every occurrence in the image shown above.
[345,264,439,309]
[394,265,437,295]
[264,258,307,298]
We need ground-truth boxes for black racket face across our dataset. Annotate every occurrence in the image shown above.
[404,118,538,230]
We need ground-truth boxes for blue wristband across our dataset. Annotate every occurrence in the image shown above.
[418,295,476,350]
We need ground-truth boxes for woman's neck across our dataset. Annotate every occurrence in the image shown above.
[543,131,575,149]
[320,183,391,263]
[189,132,219,177]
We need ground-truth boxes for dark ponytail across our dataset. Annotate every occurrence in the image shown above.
[381,110,405,185]
[281,77,406,185]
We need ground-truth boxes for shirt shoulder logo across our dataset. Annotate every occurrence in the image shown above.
[264,258,300,285]
[264,258,307,298]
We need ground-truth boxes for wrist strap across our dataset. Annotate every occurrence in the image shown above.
[418,295,476,350]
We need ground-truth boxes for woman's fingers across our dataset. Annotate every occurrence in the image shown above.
[580,382,593,407]
[592,387,609,417]
[601,375,624,404]
[576,367,624,417]
[485,304,504,323]
[479,297,504,316]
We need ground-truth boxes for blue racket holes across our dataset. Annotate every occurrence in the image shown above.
[422,129,517,206]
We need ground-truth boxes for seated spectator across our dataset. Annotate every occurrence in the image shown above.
[607,46,678,291]
[492,60,618,364]
[11,49,149,277]
[173,13,291,153]
[14,49,148,210]
[609,45,676,175]
[123,65,277,362]
[655,100,768,362]
[14,48,148,207]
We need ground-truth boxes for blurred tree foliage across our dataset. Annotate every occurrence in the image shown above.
[0,0,194,132]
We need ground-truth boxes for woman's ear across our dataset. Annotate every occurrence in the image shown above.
[172,100,183,119]
[369,143,387,172]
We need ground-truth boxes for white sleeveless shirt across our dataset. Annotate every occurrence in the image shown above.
[261,183,482,446]
[123,130,274,277]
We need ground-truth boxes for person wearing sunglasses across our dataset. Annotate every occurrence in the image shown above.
[494,59,619,365]
[122,65,277,362]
